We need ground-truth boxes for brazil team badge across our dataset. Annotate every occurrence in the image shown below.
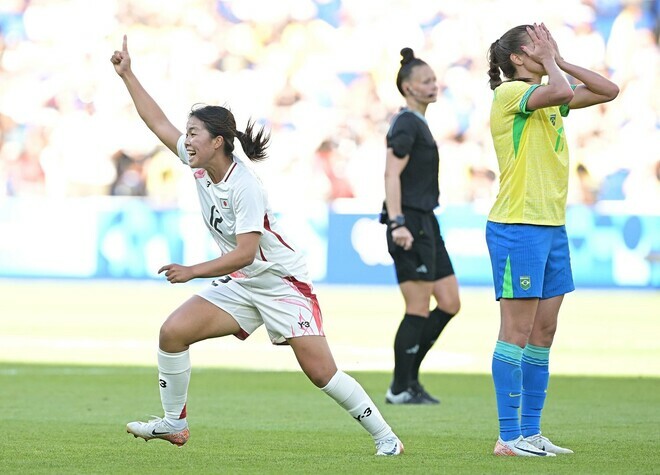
[520,276,531,291]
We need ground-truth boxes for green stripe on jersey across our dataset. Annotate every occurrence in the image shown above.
[512,113,528,158]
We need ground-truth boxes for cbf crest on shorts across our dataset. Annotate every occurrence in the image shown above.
[520,275,531,291]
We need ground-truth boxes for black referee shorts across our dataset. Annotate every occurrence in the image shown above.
[386,208,455,284]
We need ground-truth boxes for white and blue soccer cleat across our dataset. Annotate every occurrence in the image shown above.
[524,433,574,454]
[375,435,404,456]
[494,435,555,456]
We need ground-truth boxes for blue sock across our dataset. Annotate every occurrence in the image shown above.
[492,340,523,441]
[521,344,550,437]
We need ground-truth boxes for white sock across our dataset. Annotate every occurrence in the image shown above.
[157,349,191,429]
[321,370,393,441]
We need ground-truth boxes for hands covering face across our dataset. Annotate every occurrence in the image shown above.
[520,23,561,64]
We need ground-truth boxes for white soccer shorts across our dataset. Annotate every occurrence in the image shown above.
[196,272,325,344]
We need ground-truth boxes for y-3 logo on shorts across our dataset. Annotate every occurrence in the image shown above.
[520,276,531,291]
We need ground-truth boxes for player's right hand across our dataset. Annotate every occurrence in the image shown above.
[110,34,131,76]
[540,23,563,63]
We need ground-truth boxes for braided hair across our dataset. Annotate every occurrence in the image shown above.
[486,25,533,90]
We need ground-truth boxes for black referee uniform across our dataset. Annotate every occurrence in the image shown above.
[385,109,454,283]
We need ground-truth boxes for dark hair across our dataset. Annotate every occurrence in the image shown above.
[189,104,270,162]
[486,25,533,90]
[396,47,428,96]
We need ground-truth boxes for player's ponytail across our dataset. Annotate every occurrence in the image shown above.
[486,25,533,90]
[189,105,269,162]
[236,119,270,162]
[487,41,504,90]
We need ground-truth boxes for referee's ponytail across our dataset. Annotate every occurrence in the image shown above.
[396,47,428,97]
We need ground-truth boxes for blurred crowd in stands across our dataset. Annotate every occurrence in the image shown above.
[0,0,658,212]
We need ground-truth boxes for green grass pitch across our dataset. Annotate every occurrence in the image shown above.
[0,280,659,473]
[1,365,659,474]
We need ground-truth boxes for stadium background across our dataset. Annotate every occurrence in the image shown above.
[0,0,660,288]
[1,0,658,287]
[0,0,658,372]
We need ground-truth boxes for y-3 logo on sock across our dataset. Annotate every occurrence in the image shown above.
[159,379,167,388]
[354,407,372,422]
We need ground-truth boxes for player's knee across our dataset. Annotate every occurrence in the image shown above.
[531,323,557,346]
[159,320,182,349]
[305,365,337,388]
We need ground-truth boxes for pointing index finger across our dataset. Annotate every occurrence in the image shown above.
[122,34,128,52]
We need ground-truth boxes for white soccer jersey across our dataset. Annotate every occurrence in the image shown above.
[176,135,308,280]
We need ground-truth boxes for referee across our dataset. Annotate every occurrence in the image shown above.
[382,47,461,405]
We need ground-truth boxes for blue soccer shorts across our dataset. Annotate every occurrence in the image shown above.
[485,221,575,300]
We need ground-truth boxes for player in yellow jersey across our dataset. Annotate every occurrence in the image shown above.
[485,23,618,457]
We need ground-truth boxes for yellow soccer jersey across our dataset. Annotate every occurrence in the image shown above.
[488,81,572,225]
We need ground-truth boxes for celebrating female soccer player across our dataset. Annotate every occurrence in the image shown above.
[486,23,618,456]
[110,35,403,456]
[382,48,461,405]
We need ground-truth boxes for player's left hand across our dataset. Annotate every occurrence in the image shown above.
[158,263,195,284]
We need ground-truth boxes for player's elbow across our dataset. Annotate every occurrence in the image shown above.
[556,87,575,105]
[604,83,620,102]
[238,253,255,268]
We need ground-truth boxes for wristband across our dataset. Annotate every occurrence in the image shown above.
[389,214,405,228]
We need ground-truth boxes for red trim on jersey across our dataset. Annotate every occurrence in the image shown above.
[259,246,267,261]
[263,214,294,251]
[233,328,250,340]
[223,162,237,182]
[284,276,324,333]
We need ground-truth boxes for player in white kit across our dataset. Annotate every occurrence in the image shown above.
[111,35,403,456]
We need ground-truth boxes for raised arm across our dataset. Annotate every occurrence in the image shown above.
[542,25,619,110]
[110,35,181,154]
